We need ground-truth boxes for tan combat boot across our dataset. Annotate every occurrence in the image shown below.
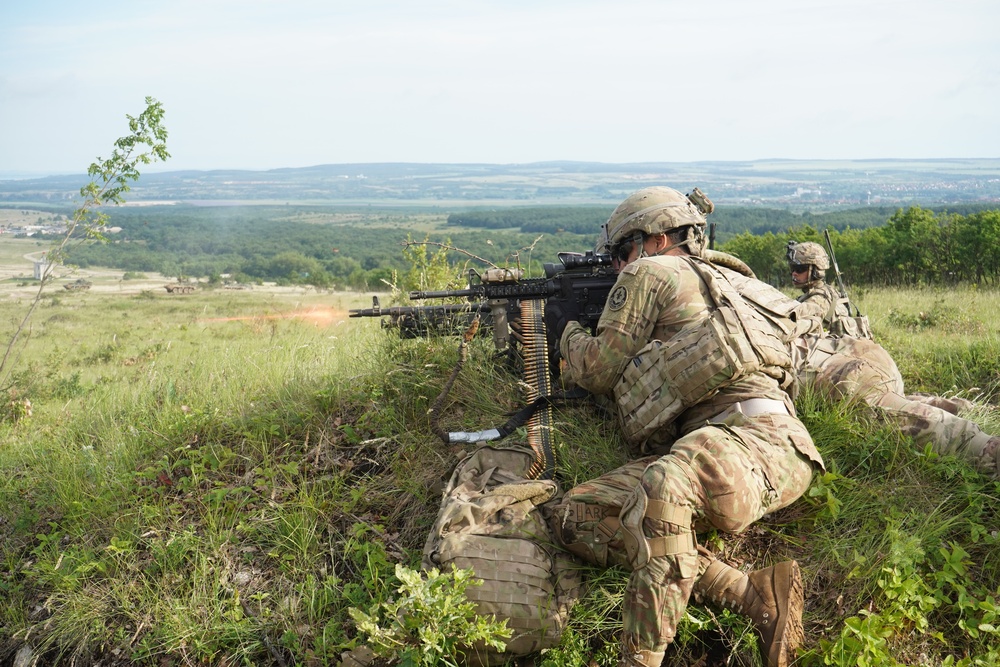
[697,558,804,667]
[619,648,664,667]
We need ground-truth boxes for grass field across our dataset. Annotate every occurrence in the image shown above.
[857,285,1000,399]
[0,268,998,666]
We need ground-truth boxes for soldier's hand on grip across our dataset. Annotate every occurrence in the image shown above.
[544,299,578,343]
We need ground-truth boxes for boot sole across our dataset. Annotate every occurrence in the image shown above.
[768,560,804,667]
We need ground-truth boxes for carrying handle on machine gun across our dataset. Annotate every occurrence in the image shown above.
[823,229,862,318]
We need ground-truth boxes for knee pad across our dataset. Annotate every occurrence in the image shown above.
[619,486,696,574]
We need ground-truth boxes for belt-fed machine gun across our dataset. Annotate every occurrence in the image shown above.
[351,250,616,352]
[349,251,617,479]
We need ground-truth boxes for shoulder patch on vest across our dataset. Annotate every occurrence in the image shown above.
[608,285,629,311]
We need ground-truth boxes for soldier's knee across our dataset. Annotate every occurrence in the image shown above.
[705,508,752,534]
[619,486,697,577]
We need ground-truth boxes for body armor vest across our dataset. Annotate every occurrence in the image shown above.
[613,257,796,447]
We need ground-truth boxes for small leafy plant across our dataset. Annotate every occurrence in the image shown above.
[349,564,512,667]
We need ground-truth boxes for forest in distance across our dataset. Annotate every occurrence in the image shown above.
[14,200,992,291]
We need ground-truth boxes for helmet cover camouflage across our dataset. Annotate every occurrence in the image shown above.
[785,241,831,271]
[602,187,708,256]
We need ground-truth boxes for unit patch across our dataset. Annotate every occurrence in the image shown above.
[608,285,629,311]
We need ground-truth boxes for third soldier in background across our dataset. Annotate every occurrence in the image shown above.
[785,241,1000,478]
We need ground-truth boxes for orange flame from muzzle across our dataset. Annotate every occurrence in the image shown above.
[199,306,348,327]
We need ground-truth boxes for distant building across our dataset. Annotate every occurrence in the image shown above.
[33,259,52,280]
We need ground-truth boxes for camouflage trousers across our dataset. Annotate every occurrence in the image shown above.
[550,412,817,657]
[799,336,1000,478]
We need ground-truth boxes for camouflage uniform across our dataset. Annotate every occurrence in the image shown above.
[554,253,823,665]
[788,241,871,338]
[793,286,1000,478]
[794,280,850,330]
[792,335,1000,479]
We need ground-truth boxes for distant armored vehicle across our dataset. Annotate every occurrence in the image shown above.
[164,283,196,294]
[63,278,92,291]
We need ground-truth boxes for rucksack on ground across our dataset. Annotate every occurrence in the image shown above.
[422,445,584,666]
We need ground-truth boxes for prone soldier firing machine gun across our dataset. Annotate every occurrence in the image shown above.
[349,245,757,478]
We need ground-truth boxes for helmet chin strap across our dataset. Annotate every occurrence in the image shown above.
[630,232,650,259]
[647,233,672,258]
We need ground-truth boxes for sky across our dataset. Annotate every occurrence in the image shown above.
[1,0,998,177]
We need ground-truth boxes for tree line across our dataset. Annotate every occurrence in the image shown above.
[56,205,596,290]
[28,202,1000,290]
[448,203,997,245]
[720,206,1000,287]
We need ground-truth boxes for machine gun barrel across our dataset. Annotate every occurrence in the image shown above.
[349,301,488,318]
[407,287,481,300]
[349,296,491,338]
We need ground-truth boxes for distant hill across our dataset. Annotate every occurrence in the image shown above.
[2,159,1000,210]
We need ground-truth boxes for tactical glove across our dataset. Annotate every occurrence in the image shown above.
[544,299,579,344]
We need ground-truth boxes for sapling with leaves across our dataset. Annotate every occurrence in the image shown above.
[0,96,169,392]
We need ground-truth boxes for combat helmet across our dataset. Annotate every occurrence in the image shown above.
[602,186,713,260]
[786,241,830,288]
